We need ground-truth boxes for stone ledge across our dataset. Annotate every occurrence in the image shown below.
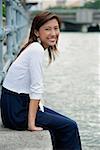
[0,119,52,150]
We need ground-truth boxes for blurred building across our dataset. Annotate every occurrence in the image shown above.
[66,0,86,7]
[24,0,56,10]
[23,0,93,10]
[24,0,70,10]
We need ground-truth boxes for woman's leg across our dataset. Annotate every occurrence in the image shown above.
[36,106,82,150]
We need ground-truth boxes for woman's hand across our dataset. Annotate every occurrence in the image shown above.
[28,123,43,131]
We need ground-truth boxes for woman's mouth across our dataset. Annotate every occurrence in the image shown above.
[48,38,56,42]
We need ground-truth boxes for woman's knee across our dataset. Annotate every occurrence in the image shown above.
[63,117,78,131]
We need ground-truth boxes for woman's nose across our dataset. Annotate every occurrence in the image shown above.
[51,29,56,35]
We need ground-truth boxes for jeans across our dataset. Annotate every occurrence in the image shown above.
[36,107,82,150]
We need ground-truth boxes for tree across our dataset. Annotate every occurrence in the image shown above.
[83,0,100,9]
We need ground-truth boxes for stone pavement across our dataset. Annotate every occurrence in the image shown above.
[0,115,52,150]
[0,85,52,150]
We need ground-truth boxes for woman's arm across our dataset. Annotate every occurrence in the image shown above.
[28,44,44,131]
[28,99,43,131]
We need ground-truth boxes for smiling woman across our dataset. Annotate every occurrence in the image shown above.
[1,11,82,150]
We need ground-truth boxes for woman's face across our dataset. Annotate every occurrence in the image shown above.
[36,19,60,49]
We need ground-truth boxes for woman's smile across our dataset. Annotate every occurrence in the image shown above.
[47,37,57,43]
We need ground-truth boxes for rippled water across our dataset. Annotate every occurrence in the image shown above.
[43,32,100,150]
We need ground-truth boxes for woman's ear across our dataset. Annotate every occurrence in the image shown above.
[34,30,39,37]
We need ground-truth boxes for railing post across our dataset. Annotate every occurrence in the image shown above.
[16,11,21,46]
[0,0,5,83]
[12,3,17,54]
[6,0,13,60]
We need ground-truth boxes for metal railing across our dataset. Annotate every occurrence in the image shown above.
[0,0,29,84]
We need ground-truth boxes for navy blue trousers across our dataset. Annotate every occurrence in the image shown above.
[1,87,82,150]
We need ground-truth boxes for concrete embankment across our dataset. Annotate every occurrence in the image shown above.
[0,116,52,150]
[0,86,52,150]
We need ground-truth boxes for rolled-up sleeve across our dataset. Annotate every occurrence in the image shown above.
[29,45,44,100]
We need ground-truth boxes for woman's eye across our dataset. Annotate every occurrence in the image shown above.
[45,27,59,31]
[55,27,59,30]
[45,28,51,31]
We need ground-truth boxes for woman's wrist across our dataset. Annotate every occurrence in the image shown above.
[28,122,43,131]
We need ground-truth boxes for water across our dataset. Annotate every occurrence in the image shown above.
[43,32,100,150]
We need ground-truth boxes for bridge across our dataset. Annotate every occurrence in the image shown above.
[46,8,100,32]
[28,6,100,32]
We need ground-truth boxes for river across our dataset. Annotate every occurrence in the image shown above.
[43,32,100,150]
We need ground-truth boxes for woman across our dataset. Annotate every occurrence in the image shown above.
[1,11,82,150]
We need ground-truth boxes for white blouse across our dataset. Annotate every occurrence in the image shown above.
[3,42,45,111]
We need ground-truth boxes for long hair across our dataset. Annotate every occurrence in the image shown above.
[17,11,61,63]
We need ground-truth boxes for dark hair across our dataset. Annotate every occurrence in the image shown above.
[17,11,61,63]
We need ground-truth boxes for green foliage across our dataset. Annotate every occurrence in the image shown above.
[83,0,100,9]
